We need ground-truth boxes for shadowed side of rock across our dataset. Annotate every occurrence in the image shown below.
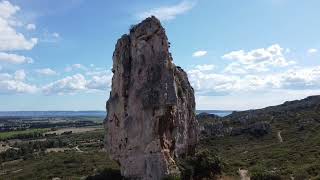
[105,16,198,180]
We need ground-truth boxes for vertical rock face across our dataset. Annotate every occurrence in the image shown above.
[105,16,198,179]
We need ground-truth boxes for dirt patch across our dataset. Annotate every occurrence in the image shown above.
[45,148,71,153]
[0,144,11,153]
[44,127,102,136]
[277,131,283,143]
[238,169,250,180]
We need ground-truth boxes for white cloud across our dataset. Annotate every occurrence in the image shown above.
[42,74,87,95]
[222,44,295,72]
[87,74,112,90]
[192,50,207,57]
[224,62,247,74]
[188,68,239,95]
[138,1,195,21]
[194,64,215,71]
[0,52,33,64]
[0,67,112,95]
[196,89,320,110]
[52,32,60,38]
[307,48,318,55]
[14,69,26,81]
[0,1,19,19]
[26,23,36,31]
[65,64,87,72]
[0,1,38,51]
[0,80,37,94]
[279,66,320,89]
[0,72,11,80]
[42,69,112,95]
[188,44,320,97]
[40,31,61,43]
[188,64,320,97]
[35,68,57,76]
[0,71,37,94]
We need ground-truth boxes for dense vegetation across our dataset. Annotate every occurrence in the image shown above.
[1,96,320,179]
[0,129,118,179]
[2,151,119,180]
[0,116,101,132]
[198,95,320,179]
[0,128,49,141]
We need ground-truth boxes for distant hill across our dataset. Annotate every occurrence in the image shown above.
[197,95,320,179]
[0,111,106,117]
[227,95,320,120]
[196,110,233,117]
[0,110,232,118]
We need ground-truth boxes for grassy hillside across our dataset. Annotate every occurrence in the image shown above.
[1,151,119,180]
[199,95,320,179]
[0,129,121,180]
[0,128,50,141]
[1,96,320,179]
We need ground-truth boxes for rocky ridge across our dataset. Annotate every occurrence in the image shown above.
[199,95,320,137]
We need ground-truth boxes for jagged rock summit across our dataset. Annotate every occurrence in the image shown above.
[105,16,198,179]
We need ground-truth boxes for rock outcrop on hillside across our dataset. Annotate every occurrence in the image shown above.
[105,16,198,179]
[198,95,320,138]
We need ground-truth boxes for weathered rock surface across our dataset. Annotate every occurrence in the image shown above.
[105,16,198,179]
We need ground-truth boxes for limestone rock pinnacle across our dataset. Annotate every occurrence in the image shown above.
[105,16,198,179]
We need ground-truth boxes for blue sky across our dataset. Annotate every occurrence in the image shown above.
[0,0,320,111]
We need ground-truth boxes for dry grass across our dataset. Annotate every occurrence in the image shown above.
[44,127,103,135]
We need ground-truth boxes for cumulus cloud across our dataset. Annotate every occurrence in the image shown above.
[0,67,112,95]
[0,72,11,80]
[0,80,37,94]
[0,52,33,64]
[188,68,238,95]
[42,71,112,95]
[52,32,60,38]
[188,63,320,96]
[222,44,295,73]
[0,0,20,19]
[42,74,87,95]
[0,71,37,94]
[26,23,36,31]
[224,62,247,74]
[188,69,280,96]
[194,64,215,71]
[196,89,320,111]
[192,50,207,57]
[40,31,62,43]
[14,69,26,81]
[188,45,320,96]
[307,48,318,55]
[35,68,57,76]
[0,1,38,51]
[279,66,320,89]
[137,1,195,21]
[87,74,112,90]
[65,64,87,72]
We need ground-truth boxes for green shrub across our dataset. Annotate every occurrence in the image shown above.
[294,171,309,180]
[163,175,181,180]
[178,149,224,179]
[86,168,122,180]
[250,167,281,180]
